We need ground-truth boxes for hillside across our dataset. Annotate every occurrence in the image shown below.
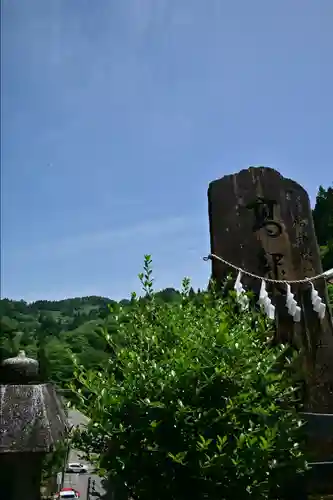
[0,288,183,385]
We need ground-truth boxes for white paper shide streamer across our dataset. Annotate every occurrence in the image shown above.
[285,284,301,322]
[234,271,249,310]
[310,283,326,320]
[258,280,275,320]
[205,254,333,324]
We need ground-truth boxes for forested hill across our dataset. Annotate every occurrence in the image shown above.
[0,288,183,385]
[1,185,332,386]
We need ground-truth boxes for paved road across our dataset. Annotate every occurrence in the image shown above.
[60,409,106,499]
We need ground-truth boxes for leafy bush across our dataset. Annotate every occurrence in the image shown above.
[71,256,306,500]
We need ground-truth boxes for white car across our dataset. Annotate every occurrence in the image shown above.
[55,488,80,498]
[65,462,88,474]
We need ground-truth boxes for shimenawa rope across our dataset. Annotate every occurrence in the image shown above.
[203,253,333,321]
[203,253,332,284]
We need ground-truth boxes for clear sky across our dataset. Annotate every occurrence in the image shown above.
[1,0,332,302]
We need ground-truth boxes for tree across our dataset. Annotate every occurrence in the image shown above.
[0,317,23,360]
[71,256,306,500]
[313,185,333,271]
[45,337,75,385]
[312,186,333,245]
[321,240,333,270]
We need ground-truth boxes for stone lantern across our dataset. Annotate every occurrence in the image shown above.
[0,350,68,500]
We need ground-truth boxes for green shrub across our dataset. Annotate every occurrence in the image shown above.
[71,256,306,500]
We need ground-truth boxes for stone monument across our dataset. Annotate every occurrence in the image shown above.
[0,350,68,500]
[207,166,333,412]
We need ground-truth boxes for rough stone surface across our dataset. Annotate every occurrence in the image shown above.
[0,382,68,453]
[208,166,333,412]
[0,352,68,499]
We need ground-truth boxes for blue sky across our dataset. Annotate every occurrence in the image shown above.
[1,0,332,302]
